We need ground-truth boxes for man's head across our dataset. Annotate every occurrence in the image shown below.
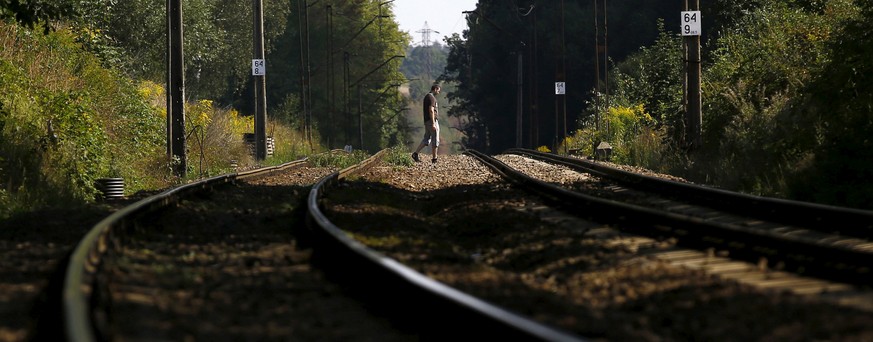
[431,84,441,95]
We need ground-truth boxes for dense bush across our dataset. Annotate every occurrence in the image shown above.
[564,102,668,170]
[0,22,155,217]
[0,22,315,220]
[689,0,860,199]
[784,0,873,208]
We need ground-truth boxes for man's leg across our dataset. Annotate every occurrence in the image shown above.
[412,141,426,162]
[412,128,430,162]
[431,145,438,163]
[431,122,440,163]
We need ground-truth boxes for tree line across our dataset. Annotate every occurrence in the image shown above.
[3,0,411,151]
[0,0,413,217]
[6,0,873,209]
[441,0,873,210]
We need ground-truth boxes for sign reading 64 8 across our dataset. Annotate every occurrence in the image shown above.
[681,11,701,36]
[252,59,266,76]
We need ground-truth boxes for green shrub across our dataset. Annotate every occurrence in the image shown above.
[0,22,163,211]
[563,103,669,169]
[308,150,369,169]
[383,145,413,167]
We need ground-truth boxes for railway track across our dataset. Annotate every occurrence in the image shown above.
[505,148,873,237]
[320,150,873,340]
[55,147,873,341]
[496,148,873,286]
[62,157,347,341]
[60,150,581,341]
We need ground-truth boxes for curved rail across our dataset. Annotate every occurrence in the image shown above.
[306,150,585,341]
[467,149,873,285]
[506,148,873,237]
[63,158,309,342]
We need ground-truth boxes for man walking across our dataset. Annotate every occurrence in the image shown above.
[412,84,441,163]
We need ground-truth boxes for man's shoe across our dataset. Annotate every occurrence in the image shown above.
[431,157,438,164]
[412,152,420,162]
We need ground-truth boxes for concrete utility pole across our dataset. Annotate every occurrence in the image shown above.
[528,5,539,148]
[516,50,523,149]
[555,0,566,151]
[684,0,702,151]
[298,0,313,151]
[602,0,610,136]
[166,0,171,158]
[593,0,609,135]
[253,0,268,161]
[326,4,334,149]
[168,0,186,176]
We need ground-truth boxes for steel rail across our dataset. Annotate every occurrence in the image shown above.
[468,149,873,286]
[506,148,873,237]
[306,150,586,341]
[63,158,309,342]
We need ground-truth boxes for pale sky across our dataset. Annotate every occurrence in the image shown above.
[391,0,479,46]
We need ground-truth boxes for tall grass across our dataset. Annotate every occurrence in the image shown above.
[308,150,370,169]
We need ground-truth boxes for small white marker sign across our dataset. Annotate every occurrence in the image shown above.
[555,82,566,95]
[252,59,266,76]
[681,11,701,36]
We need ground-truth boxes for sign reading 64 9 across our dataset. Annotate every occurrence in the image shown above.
[681,11,701,36]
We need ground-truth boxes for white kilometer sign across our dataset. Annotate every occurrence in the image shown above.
[555,82,566,95]
[252,59,266,76]
[681,11,701,36]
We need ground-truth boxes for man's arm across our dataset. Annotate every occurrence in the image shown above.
[427,106,436,127]
[426,95,437,127]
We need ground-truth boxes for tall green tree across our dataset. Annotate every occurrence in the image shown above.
[90,0,288,103]
[443,0,682,153]
[66,0,409,151]
[0,0,72,30]
[271,0,408,150]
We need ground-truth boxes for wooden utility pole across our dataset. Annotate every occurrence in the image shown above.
[253,0,267,161]
[168,0,186,176]
[683,0,702,151]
